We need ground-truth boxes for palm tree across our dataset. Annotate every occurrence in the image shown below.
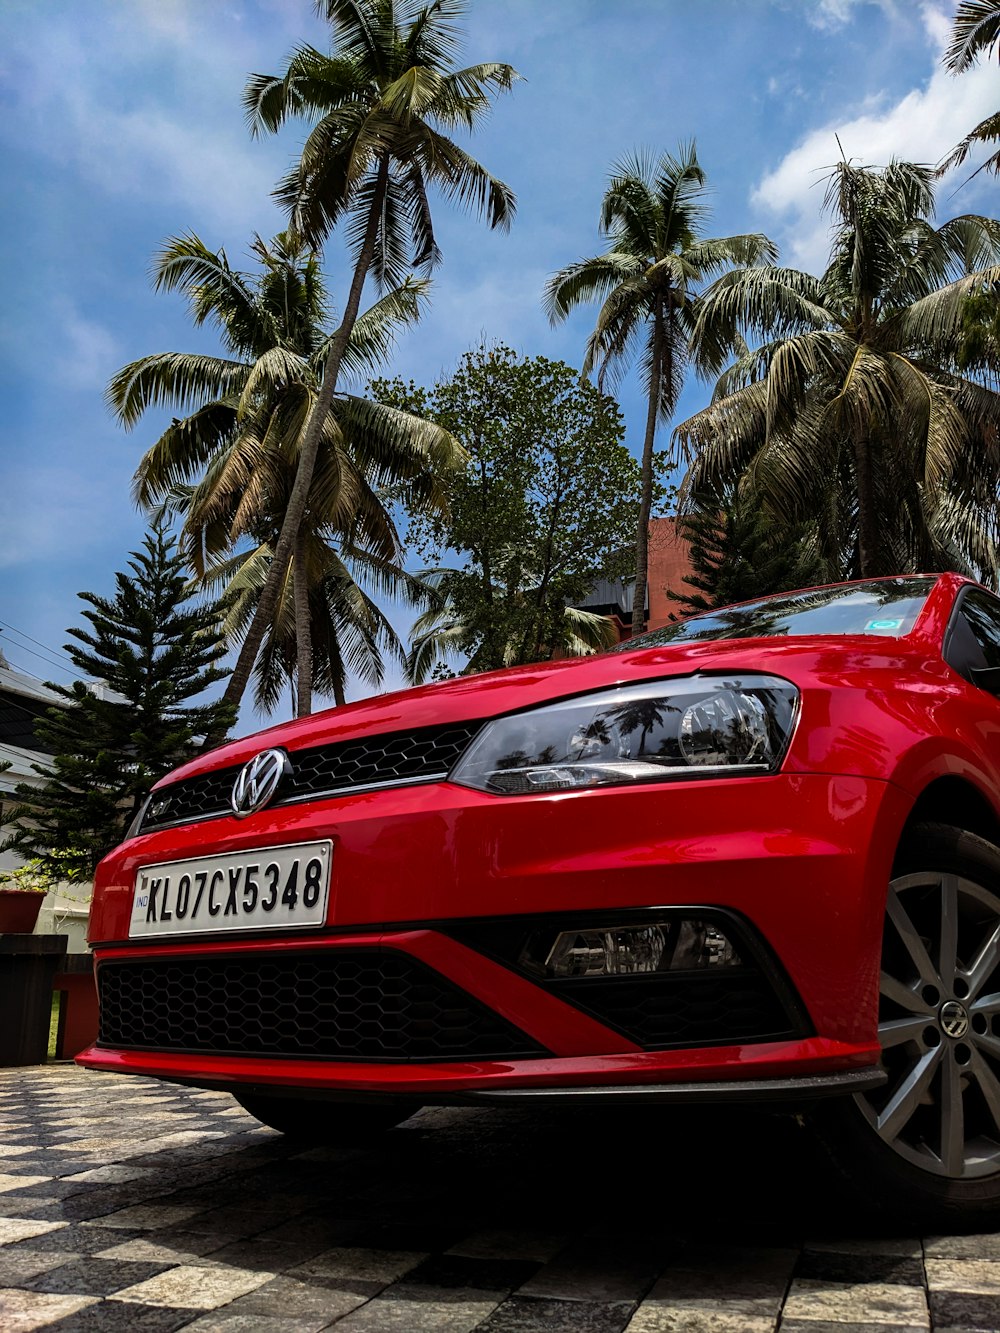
[201,528,426,712]
[942,1,1000,181]
[677,160,1000,580]
[544,143,776,638]
[406,570,618,684]
[108,231,461,716]
[229,0,518,714]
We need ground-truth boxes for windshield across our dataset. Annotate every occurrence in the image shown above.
[617,578,936,650]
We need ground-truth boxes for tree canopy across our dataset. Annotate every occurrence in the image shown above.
[109,230,459,716]
[678,159,1000,582]
[373,346,651,678]
[1,527,232,883]
[222,0,519,713]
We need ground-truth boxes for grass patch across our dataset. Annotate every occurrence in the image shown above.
[48,993,61,1060]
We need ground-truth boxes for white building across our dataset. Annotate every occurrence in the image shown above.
[0,649,91,950]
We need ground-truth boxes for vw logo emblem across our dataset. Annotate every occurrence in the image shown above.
[939,1000,970,1040]
[231,748,291,819]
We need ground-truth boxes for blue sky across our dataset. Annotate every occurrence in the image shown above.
[1,0,996,731]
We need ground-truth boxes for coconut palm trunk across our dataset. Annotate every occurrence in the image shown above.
[632,301,664,638]
[853,429,879,577]
[227,1,517,720]
[292,527,312,718]
[223,155,390,719]
[545,144,776,643]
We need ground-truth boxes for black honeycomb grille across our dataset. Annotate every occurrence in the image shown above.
[140,722,481,832]
[551,973,800,1049]
[96,950,545,1062]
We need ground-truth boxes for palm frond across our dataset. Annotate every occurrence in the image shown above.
[108,354,248,429]
[132,398,239,507]
[414,124,516,230]
[543,252,644,325]
[944,1,1000,72]
[939,109,1000,180]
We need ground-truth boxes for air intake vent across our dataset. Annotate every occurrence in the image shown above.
[97,950,546,1062]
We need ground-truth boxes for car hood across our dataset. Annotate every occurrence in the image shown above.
[158,633,932,790]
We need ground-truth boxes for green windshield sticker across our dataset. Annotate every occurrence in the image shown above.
[865,618,905,631]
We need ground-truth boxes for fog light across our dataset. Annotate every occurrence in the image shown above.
[525,919,742,978]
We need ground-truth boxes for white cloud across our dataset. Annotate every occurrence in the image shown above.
[807,0,896,31]
[0,2,313,237]
[751,13,998,271]
[55,301,121,392]
[58,91,283,237]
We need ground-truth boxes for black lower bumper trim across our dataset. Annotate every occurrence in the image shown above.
[454,1067,887,1105]
[148,1066,886,1107]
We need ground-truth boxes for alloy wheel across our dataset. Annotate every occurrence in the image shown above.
[856,870,1000,1179]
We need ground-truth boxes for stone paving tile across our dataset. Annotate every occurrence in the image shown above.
[23,1257,175,1297]
[92,1231,236,1264]
[4,1066,1000,1331]
[0,1175,55,1194]
[782,1278,931,1326]
[633,1243,797,1326]
[925,1234,1000,1261]
[332,1283,501,1331]
[924,1259,1000,1294]
[929,1289,1000,1330]
[4,1225,146,1255]
[106,1262,273,1310]
[797,1250,927,1285]
[0,1289,99,1329]
[182,1316,327,1333]
[0,1219,67,1246]
[286,1243,427,1284]
[60,1165,159,1185]
[0,1250,78,1285]
[80,1203,207,1231]
[41,1301,205,1331]
[779,1323,928,1332]
[214,1271,372,1321]
[479,1297,635,1332]
[624,1306,776,1332]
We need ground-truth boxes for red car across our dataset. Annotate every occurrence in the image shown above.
[79,573,1000,1223]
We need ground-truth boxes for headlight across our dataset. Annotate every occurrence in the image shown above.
[123,795,152,841]
[450,674,798,795]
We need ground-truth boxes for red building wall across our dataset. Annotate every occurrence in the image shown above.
[645,515,695,632]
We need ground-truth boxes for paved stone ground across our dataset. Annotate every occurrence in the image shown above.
[1,1066,999,1331]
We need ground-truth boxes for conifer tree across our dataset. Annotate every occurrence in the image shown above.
[672,490,829,616]
[1,525,232,883]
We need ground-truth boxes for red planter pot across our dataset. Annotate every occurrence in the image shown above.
[0,890,45,934]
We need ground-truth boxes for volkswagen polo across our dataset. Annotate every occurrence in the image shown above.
[78,573,1000,1222]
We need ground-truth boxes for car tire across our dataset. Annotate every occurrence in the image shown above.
[233,1093,422,1142]
[810,822,1000,1224]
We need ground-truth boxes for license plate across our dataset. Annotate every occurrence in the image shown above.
[129,841,332,939]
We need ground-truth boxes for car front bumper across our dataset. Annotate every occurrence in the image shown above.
[78,771,909,1098]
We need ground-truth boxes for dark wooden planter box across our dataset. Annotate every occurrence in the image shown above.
[0,934,68,1065]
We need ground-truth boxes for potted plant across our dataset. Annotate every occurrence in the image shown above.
[0,861,50,933]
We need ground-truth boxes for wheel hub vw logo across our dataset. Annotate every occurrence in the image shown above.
[939,1000,970,1040]
[231,748,291,818]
